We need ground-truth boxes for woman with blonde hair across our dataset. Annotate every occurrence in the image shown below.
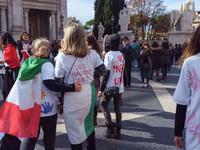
[0,38,82,150]
[55,23,106,150]
[173,25,200,149]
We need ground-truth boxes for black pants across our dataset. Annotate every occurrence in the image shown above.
[123,61,132,86]
[0,74,7,102]
[20,114,58,150]
[100,93,122,127]
[71,131,96,150]
[5,67,20,97]
[0,134,21,150]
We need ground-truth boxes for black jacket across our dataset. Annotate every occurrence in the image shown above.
[120,43,133,62]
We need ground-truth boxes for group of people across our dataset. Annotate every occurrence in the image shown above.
[119,36,191,88]
[0,20,199,150]
[0,23,126,150]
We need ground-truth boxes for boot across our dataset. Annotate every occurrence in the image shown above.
[103,124,116,138]
[93,105,98,126]
[113,122,122,139]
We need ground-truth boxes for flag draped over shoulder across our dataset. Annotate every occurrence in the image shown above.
[0,57,50,138]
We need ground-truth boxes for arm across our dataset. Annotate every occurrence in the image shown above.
[43,79,75,92]
[174,104,187,148]
[94,63,107,79]
[99,70,110,92]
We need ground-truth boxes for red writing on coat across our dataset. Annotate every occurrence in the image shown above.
[117,55,124,62]
[114,77,124,85]
[113,64,125,73]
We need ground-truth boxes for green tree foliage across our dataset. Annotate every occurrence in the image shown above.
[93,0,125,38]
[83,20,94,31]
[103,0,125,35]
[93,0,105,38]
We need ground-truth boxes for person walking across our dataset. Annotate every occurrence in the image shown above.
[150,42,163,81]
[169,42,174,72]
[120,36,132,88]
[55,23,106,150]
[86,34,102,126]
[1,32,21,97]
[173,25,200,150]
[161,42,170,80]
[137,43,152,87]
[98,33,124,139]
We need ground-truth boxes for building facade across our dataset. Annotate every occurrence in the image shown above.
[0,0,67,41]
[193,11,200,30]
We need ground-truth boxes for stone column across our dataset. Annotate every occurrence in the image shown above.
[11,0,24,40]
[51,10,56,40]
[24,8,29,32]
[7,1,13,32]
[36,13,40,37]
[1,6,8,33]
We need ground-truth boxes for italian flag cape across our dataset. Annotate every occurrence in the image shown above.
[0,57,50,138]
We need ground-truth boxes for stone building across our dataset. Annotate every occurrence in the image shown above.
[193,11,200,30]
[0,0,67,41]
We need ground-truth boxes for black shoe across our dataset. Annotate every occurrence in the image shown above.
[113,122,122,139]
[104,125,117,138]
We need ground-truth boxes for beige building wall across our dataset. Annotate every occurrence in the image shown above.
[0,0,67,41]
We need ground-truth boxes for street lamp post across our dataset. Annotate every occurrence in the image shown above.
[111,14,114,34]
[60,14,64,38]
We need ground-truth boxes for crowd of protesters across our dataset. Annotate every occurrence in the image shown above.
[0,21,193,150]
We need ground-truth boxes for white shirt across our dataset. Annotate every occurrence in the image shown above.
[41,62,59,117]
[104,51,124,93]
[173,53,200,150]
[55,50,103,85]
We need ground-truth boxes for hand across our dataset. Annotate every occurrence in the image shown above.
[27,44,31,49]
[102,51,106,57]
[41,102,54,114]
[75,81,82,92]
[98,91,102,97]
[0,59,3,64]
[174,136,183,148]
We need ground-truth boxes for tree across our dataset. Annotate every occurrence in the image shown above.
[103,0,125,35]
[127,0,167,40]
[67,17,82,25]
[93,0,105,38]
[83,19,94,31]
[93,0,125,38]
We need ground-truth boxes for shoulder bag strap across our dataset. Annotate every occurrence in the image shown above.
[66,57,77,84]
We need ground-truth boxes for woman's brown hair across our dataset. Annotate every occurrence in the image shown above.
[19,32,30,43]
[179,25,200,66]
[86,34,102,58]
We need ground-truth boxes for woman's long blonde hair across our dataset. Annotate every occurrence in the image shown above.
[61,23,88,58]
[32,38,50,59]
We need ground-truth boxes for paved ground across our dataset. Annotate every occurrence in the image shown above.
[0,64,183,150]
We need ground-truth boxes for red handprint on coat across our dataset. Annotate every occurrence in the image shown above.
[188,67,200,92]
[186,111,200,143]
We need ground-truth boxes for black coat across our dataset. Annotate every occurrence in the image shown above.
[120,43,133,62]
[150,47,163,69]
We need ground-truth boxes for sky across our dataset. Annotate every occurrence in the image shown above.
[67,0,200,25]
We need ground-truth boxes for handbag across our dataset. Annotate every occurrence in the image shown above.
[58,57,77,114]
[142,62,149,70]
[104,62,124,97]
